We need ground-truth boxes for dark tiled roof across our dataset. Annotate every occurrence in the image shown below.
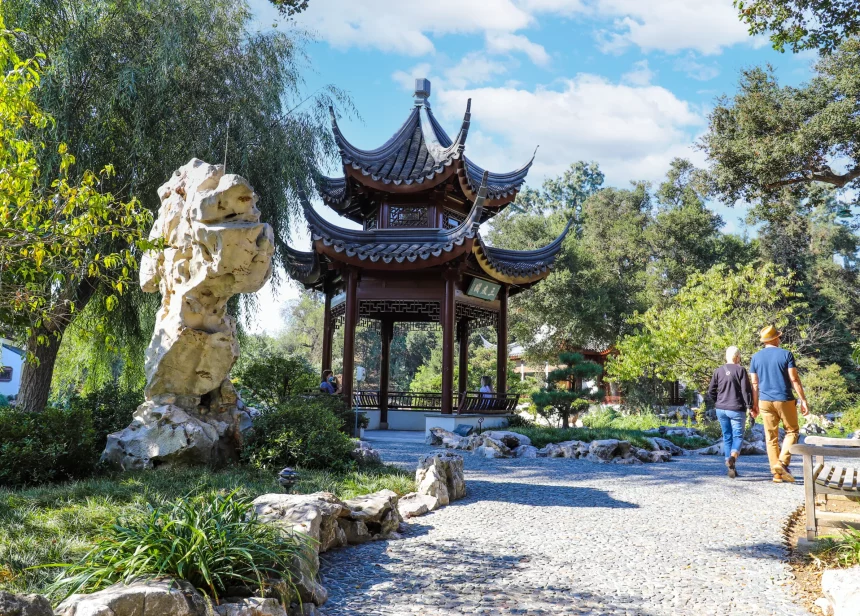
[300,173,488,266]
[474,218,572,282]
[329,102,469,187]
[423,105,534,201]
[284,243,321,285]
[317,175,348,206]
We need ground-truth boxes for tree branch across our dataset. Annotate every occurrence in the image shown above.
[764,166,860,190]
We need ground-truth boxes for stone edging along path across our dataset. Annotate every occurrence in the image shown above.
[1,451,466,616]
[426,428,679,464]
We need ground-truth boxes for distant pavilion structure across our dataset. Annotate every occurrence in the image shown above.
[286,79,570,430]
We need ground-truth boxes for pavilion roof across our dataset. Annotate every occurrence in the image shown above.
[291,172,488,272]
[472,219,572,284]
[318,79,534,214]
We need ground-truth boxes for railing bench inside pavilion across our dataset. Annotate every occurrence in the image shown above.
[285,79,570,434]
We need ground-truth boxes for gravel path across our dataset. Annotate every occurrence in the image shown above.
[319,442,811,616]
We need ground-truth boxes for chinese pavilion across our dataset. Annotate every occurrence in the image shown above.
[285,79,570,427]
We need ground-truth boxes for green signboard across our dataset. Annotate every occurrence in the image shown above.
[467,278,501,301]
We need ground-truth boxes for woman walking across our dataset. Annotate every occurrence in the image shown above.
[708,346,753,478]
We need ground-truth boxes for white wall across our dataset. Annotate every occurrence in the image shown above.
[0,343,24,399]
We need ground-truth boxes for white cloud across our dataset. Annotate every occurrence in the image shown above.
[674,53,720,81]
[485,32,550,65]
[433,75,705,186]
[621,59,654,86]
[445,53,511,88]
[392,63,434,92]
[299,0,533,55]
[593,0,750,55]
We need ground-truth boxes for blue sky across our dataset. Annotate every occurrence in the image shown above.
[244,0,819,332]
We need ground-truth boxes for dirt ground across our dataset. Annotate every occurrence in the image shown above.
[785,498,860,614]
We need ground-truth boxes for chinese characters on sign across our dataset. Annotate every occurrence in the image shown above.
[467,278,501,301]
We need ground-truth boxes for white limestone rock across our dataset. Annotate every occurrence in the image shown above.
[409,452,466,515]
[822,566,860,616]
[351,440,382,464]
[587,439,622,463]
[214,598,288,616]
[55,579,207,616]
[252,492,350,554]
[343,489,402,537]
[481,430,531,448]
[514,444,538,458]
[397,492,436,518]
[103,160,273,470]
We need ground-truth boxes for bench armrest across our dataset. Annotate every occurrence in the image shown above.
[790,444,860,458]
[804,436,860,447]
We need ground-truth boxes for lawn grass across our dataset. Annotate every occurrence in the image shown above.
[0,464,414,600]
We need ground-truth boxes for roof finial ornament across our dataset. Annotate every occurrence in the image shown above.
[414,78,431,107]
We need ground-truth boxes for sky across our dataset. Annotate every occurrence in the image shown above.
[244,0,820,335]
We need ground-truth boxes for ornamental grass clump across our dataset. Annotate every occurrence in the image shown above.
[49,489,307,603]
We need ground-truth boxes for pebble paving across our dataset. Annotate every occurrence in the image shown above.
[319,442,812,616]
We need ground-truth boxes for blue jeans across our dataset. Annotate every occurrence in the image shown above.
[716,409,747,459]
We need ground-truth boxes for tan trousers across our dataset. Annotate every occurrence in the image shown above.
[760,400,800,474]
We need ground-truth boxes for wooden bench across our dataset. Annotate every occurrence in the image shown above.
[790,436,860,540]
[456,391,520,414]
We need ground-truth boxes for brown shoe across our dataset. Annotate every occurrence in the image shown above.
[726,457,737,479]
[773,465,795,483]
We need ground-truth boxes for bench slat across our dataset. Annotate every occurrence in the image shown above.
[805,436,860,447]
[813,462,825,481]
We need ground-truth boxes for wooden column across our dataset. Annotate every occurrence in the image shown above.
[342,268,359,408]
[379,319,393,430]
[321,283,333,380]
[440,269,458,415]
[497,284,509,393]
[458,319,469,395]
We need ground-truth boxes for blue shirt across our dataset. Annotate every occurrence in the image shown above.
[749,347,796,401]
[320,380,336,394]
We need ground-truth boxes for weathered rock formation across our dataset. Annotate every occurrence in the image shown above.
[426,427,678,463]
[398,452,466,519]
[0,591,53,616]
[102,159,273,470]
[55,578,208,616]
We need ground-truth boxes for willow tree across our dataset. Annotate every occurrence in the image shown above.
[0,16,155,412]
[2,0,347,408]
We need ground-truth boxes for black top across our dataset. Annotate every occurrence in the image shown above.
[708,364,752,411]
[708,363,753,412]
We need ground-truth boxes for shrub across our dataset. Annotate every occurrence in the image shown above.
[797,358,855,416]
[50,489,307,602]
[68,383,143,446]
[242,397,355,471]
[836,403,860,432]
[0,406,98,487]
[234,347,318,409]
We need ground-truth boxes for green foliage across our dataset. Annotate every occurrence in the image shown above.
[67,383,143,445]
[242,397,356,471]
[835,402,860,432]
[735,0,860,54]
[234,342,318,409]
[607,262,802,391]
[268,0,309,17]
[797,358,855,416]
[533,352,603,428]
[49,489,307,602]
[0,16,155,410]
[0,382,144,487]
[701,40,860,203]
[0,406,100,487]
[0,465,411,599]
[811,528,860,569]
[2,0,348,405]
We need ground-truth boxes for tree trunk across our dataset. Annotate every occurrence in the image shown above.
[17,329,63,413]
[17,277,99,413]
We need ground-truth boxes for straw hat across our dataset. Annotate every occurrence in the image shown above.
[759,325,781,344]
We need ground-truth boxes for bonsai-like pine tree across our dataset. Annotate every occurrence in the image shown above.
[532,352,604,428]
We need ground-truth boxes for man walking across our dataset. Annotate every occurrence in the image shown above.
[749,325,809,483]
